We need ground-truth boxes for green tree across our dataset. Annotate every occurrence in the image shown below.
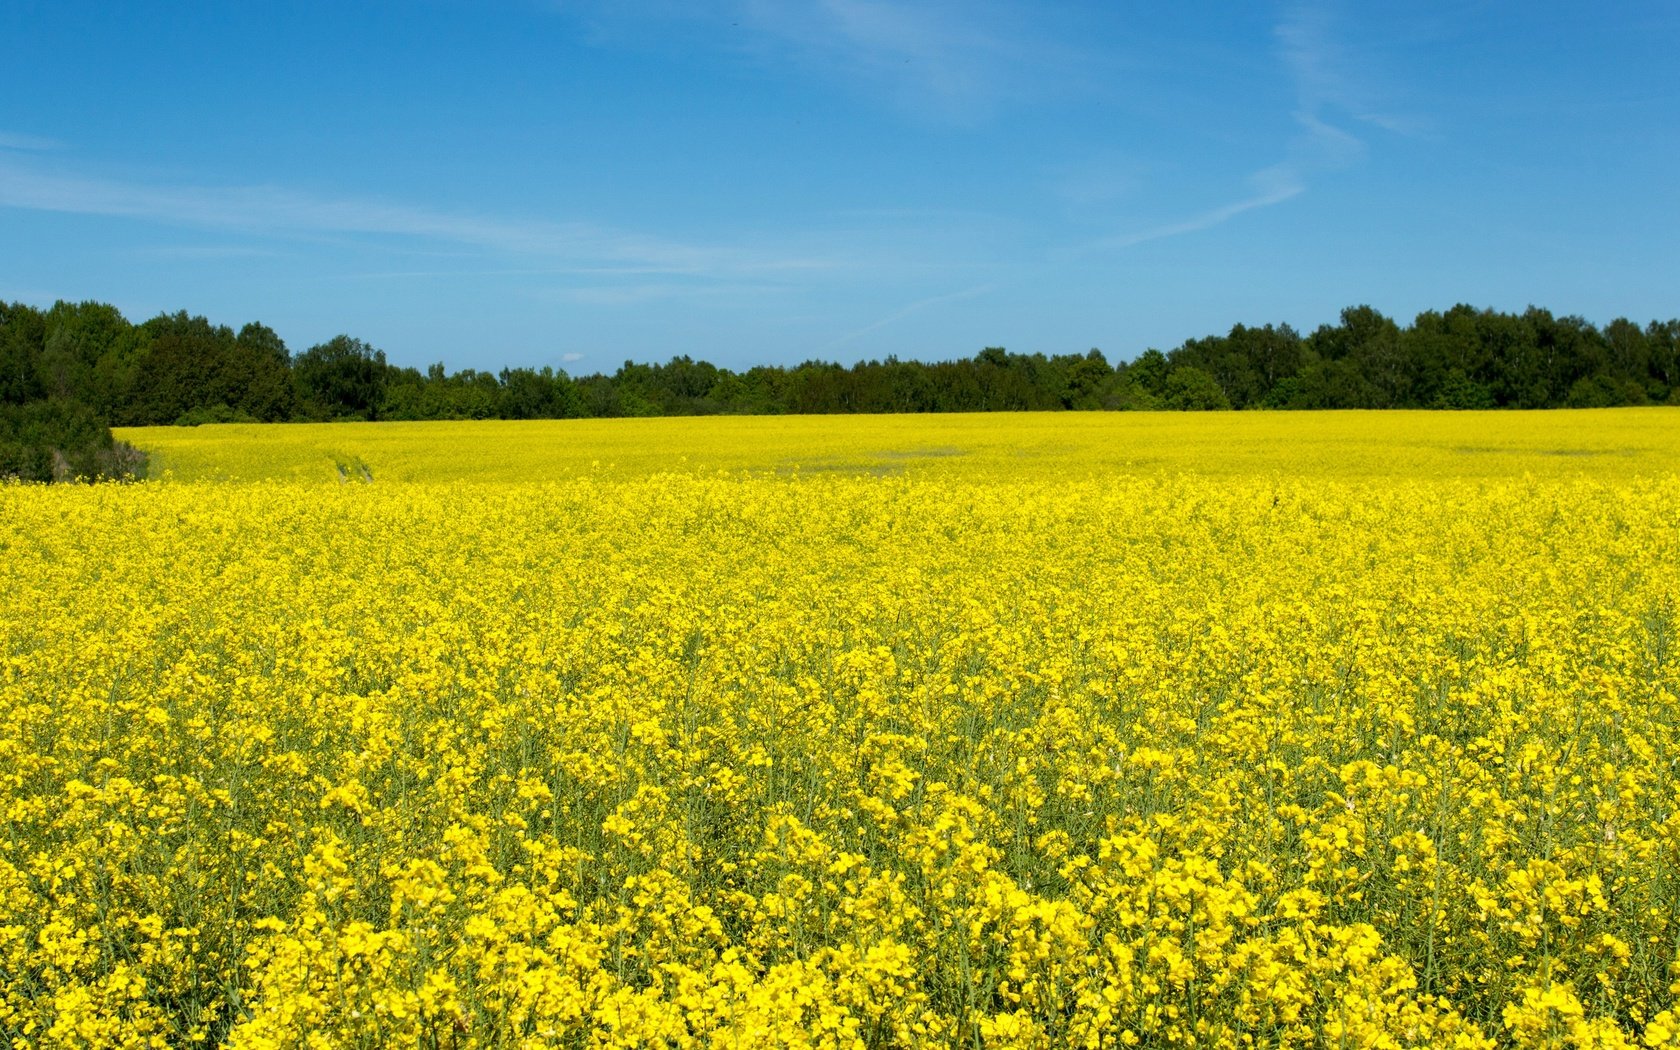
[293,335,388,420]
[1646,320,1678,400]
[1565,374,1638,408]
[1061,349,1112,409]
[1309,306,1404,407]
[1170,333,1251,407]
[1602,318,1652,398]
[1122,349,1169,398]
[499,367,584,419]
[1479,310,1545,407]
[127,312,241,425]
[230,323,296,421]
[1431,369,1495,410]
[1229,323,1304,404]
[41,300,139,416]
[1291,357,1381,408]
[1162,366,1230,410]
[1404,306,1491,406]
[0,302,47,405]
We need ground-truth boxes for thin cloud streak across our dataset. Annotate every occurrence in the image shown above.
[1091,2,1416,254]
[736,0,1019,117]
[822,282,995,351]
[333,266,747,281]
[124,244,282,261]
[1275,1,1422,146]
[547,281,788,307]
[565,0,1083,123]
[0,157,838,279]
[1101,173,1304,250]
[0,131,63,152]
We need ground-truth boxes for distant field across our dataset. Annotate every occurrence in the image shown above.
[6,412,1679,1046]
[117,407,1680,482]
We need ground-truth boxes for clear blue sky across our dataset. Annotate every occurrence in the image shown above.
[2,2,1676,373]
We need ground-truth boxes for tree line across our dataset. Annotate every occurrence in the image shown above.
[2,298,1676,479]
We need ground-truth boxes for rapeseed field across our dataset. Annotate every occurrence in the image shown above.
[5,411,1680,1048]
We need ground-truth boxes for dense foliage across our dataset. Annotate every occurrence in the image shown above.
[5,300,1680,425]
[4,296,1677,478]
[4,415,1680,1046]
[0,399,142,482]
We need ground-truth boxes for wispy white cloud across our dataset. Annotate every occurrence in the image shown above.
[0,155,837,279]
[1275,5,1343,113]
[0,131,63,152]
[561,0,1083,123]
[547,281,785,306]
[335,265,765,281]
[1048,151,1146,207]
[1291,109,1365,167]
[1355,111,1431,136]
[125,244,282,261]
[1097,2,1419,251]
[822,281,994,351]
[1100,167,1304,250]
[738,0,1020,118]
[1275,1,1423,153]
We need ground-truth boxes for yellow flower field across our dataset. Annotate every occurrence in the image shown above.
[5,410,1680,1047]
[118,409,1680,483]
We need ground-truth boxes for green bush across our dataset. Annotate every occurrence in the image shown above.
[1163,366,1232,411]
[0,399,144,481]
[175,404,259,426]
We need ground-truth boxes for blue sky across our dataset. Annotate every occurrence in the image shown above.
[2,1,1676,373]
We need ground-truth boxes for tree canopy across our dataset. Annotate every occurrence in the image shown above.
[2,297,1676,480]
